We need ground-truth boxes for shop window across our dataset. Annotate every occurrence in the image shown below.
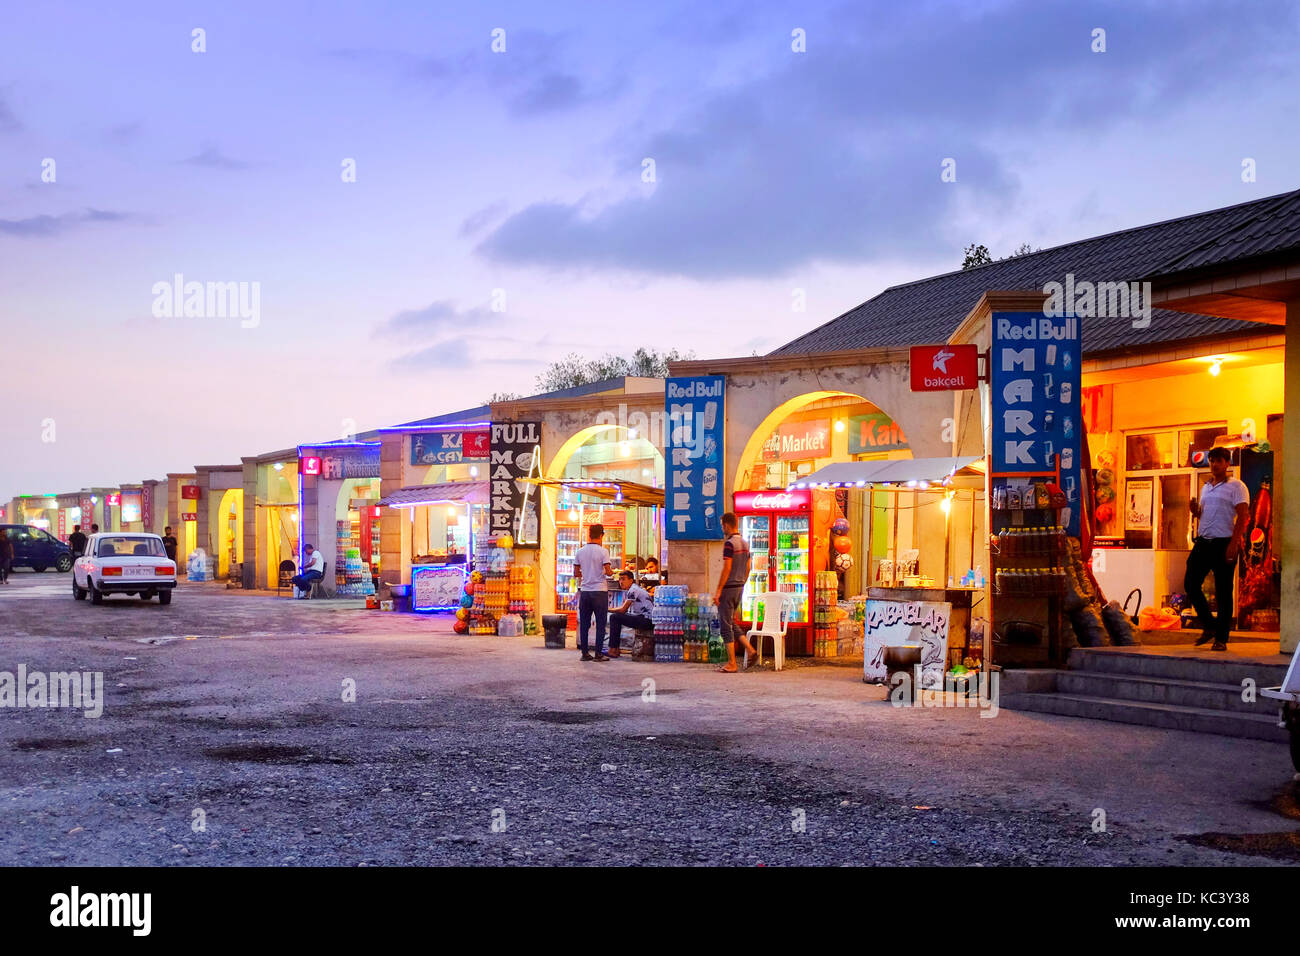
[1125,432,1174,471]
[1178,426,1225,467]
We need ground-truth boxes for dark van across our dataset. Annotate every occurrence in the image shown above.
[1,525,74,573]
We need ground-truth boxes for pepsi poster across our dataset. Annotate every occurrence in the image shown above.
[665,375,725,540]
[991,311,1082,535]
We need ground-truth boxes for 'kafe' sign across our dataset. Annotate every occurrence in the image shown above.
[665,375,725,540]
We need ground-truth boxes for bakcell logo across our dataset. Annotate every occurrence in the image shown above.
[910,344,978,391]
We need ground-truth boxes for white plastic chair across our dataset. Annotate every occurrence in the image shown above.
[745,591,794,671]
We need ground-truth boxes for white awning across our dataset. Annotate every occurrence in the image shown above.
[789,457,984,489]
[379,481,489,508]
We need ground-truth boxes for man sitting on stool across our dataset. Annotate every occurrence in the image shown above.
[292,544,325,598]
[607,570,654,658]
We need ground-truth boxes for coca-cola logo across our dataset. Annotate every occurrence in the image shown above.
[738,489,809,511]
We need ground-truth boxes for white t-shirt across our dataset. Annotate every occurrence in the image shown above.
[1197,477,1249,539]
[305,549,325,572]
[575,543,612,591]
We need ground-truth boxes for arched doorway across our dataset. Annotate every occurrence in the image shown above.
[539,424,666,622]
[730,391,975,653]
[216,488,243,579]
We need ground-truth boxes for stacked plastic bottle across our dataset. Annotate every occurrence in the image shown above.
[652,586,685,662]
[335,547,375,597]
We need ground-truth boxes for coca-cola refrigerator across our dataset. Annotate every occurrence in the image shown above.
[732,488,835,656]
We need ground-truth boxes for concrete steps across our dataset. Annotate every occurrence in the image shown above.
[1001,647,1290,743]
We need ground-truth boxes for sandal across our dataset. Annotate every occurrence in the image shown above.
[716,664,738,673]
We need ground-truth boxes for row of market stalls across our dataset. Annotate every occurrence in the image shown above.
[9,308,1284,667]
[10,191,1293,664]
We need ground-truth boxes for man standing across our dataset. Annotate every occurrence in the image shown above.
[68,524,87,558]
[161,526,178,563]
[291,544,326,598]
[1186,447,1250,651]
[573,523,612,662]
[0,530,12,584]
[714,512,758,672]
[607,570,654,658]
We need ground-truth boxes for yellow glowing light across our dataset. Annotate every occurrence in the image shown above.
[834,419,846,433]
[1208,358,1222,377]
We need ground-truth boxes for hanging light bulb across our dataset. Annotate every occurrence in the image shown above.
[1208,358,1223,377]
[834,419,846,433]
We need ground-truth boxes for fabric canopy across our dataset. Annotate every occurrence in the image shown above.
[789,456,984,488]
[522,477,665,507]
[379,480,489,508]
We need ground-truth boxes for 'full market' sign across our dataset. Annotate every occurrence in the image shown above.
[490,422,541,548]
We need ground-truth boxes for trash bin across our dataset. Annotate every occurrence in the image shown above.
[542,614,568,649]
[884,643,923,702]
[390,584,410,614]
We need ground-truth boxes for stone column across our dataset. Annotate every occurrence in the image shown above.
[1281,300,1300,653]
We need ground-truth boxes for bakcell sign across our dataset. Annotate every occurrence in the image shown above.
[910,344,979,391]
[733,488,812,513]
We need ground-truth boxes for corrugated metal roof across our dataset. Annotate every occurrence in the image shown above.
[773,189,1300,358]
[379,481,488,508]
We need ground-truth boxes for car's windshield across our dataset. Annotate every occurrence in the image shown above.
[96,536,166,558]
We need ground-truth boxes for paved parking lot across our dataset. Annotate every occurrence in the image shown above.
[0,570,1295,865]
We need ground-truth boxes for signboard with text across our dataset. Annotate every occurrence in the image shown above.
[863,599,952,689]
[847,412,909,454]
[990,311,1082,535]
[910,344,979,391]
[665,375,726,540]
[489,421,541,548]
[761,419,829,462]
[733,488,812,513]
[411,430,491,466]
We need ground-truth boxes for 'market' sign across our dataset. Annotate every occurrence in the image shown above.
[665,375,725,540]
[990,311,1082,534]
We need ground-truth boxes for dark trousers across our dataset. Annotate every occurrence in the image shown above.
[719,585,744,645]
[609,611,652,651]
[291,569,323,593]
[0,557,9,582]
[578,590,609,653]
[1184,537,1234,641]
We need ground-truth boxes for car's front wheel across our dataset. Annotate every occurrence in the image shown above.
[90,581,103,605]
[56,555,72,573]
[158,590,172,605]
[72,576,86,600]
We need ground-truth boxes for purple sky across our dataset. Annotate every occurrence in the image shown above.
[2,0,1298,497]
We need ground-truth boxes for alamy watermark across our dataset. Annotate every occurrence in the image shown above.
[1,665,103,717]
[888,666,1000,717]
[151,273,260,328]
[1043,273,1151,329]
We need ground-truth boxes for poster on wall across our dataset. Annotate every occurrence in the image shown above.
[1124,477,1153,531]
[863,599,951,689]
[489,421,541,548]
[79,495,93,531]
[990,311,1083,535]
[665,374,725,540]
[141,484,154,529]
[121,490,142,524]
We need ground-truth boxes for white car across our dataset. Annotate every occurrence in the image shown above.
[72,533,177,605]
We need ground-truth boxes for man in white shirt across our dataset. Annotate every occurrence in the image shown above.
[573,524,613,661]
[1186,447,1250,651]
[292,544,326,598]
